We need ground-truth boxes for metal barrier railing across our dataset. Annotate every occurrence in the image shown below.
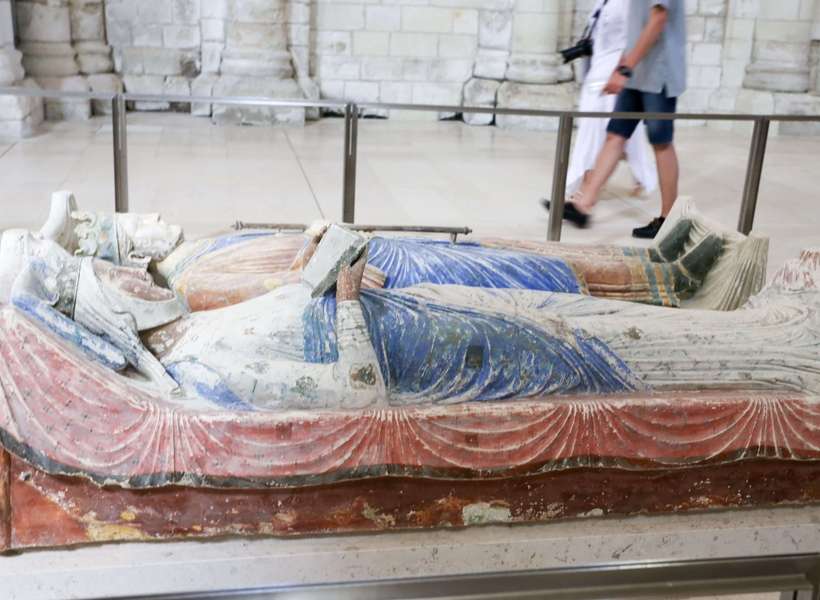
[2,85,819,242]
[114,553,820,599]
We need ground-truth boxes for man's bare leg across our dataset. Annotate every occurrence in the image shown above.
[653,142,678,217]
[575,133,628,213]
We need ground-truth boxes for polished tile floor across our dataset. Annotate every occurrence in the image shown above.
[0,113,817,277]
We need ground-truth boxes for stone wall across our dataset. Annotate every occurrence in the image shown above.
[13,0,120,120]
[105,0,313,122]
[0,0,41,136]
[1,0,820,134]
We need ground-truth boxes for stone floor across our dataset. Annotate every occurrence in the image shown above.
[2,503,817,599]
[1,113,817,276]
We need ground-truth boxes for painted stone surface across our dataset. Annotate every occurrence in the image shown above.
[0,190,819,551]
[160,199,767,313]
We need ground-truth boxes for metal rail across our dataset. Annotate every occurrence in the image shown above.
[112,553,820,599]
[0,86,815,242]
[111,94,129,213]
[233,221,472,242]
[547,114,574,242]
[342,102,358,223]
[739,117,771,235]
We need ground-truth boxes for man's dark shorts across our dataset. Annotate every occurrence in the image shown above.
[607,87,677,146]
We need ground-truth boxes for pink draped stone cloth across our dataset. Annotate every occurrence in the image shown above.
[1,302,819,489]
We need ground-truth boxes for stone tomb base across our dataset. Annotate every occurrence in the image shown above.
[204,76,306,126]
[3,451,820,551]
[495,81,576,131]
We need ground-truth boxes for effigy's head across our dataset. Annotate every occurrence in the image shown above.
[0,229,73,304]
[73,211,183,268]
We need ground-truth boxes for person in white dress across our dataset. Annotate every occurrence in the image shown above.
[565,0,658,197]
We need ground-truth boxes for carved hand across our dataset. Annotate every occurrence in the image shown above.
[289,233,323,271]
[336,248,368,302]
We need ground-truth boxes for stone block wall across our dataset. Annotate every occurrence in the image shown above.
[676,0,728,126]
[0,0,42,136]
[105,0,310,122]
[105,0,202,110]
[312,2,480,109]
[1,0,820,133]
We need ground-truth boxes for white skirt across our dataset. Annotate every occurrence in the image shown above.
[566,54,659,195]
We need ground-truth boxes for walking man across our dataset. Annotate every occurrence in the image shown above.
[553,0,686,238]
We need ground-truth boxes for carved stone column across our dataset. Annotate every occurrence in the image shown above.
[495,0,575,131]
[15,0,90,119]
[70,0,120,114]
[505,0,563,84]
[70,0,111,74]
[0,0,43,136]
[212,0,304,124]
[463,6,512,126]
[744,0,815,93]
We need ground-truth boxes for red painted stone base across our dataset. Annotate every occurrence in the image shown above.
[5,455,820,551]
[0,451,10,552]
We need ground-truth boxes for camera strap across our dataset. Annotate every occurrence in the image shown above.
[584,0,610,40]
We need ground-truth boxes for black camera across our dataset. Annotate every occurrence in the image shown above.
[560,37,593,64]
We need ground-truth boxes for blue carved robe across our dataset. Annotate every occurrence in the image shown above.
[366,237,583,293]
[305,289,640,405]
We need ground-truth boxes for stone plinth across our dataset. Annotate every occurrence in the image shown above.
[744,61,811,93]
[465,0,574,128]
[0,49,44,137]
[14,0,97,120]
[38,74,92,120]
[462,77,499,125]
[207,0,305,124]
[743,0,813,93]
[15,0,77,76]
[775,92,820,136]
[505,52,571,85]
[0,47,24,85]
[504,1,570,85]
[211,75,304,125]
[70,0,114,76]
[0,0,43,137]
[495,81,575,131]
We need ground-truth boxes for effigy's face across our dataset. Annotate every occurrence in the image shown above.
[114,212,183,263]
[72,211,183,268]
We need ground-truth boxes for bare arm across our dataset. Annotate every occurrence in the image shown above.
[621,5,668,70]
[603,4,669,95]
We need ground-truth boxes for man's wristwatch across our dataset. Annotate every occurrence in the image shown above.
[616,65,633,78]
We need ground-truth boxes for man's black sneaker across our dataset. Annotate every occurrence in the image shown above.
[541,199,590,229]
[632,216,665,239]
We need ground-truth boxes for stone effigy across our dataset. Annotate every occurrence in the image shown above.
[157,199,768,313]
[0,191,818,551]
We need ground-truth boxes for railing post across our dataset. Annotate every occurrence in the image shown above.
[738,117,769,235]
[547,114,574,242]
[342,102,358,223]
[112,93,129,213]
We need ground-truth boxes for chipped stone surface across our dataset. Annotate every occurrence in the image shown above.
[37,75,92,120]
[462,76,499,125]
[211,76,305,124]
[495,81,575,131]
[462,503,512,525]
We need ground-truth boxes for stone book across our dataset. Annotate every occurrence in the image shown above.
[301,224,368,297]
